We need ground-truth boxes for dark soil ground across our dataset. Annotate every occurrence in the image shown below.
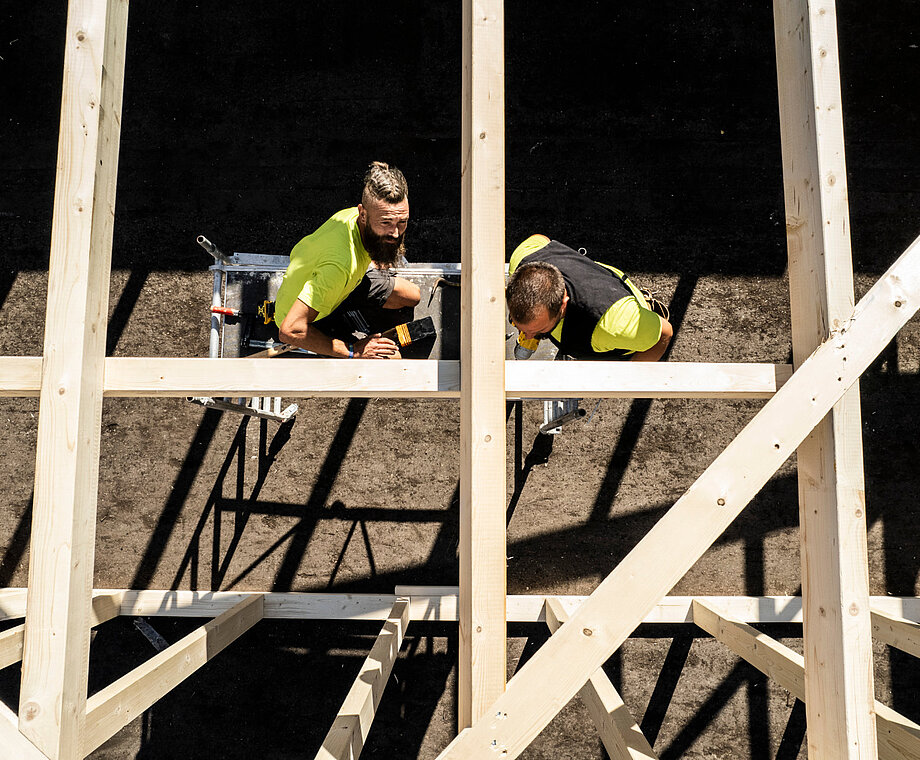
[2,2,919,758]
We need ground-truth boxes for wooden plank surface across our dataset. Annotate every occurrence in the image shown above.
[18,0,130,756]
[773,2,877,757]
[315,599,409,760]
[692,600,920,760]
[458,0,507,728]
[0,357,795,400]
[83,594,263,755]
[0,701,47,760]
[104,357,462,397]
[435,235,920,759]
[506,362,793,398]
[0,593,123,671]
[872,609,920,659]
[2,589,919,625]
[545,599,658,760]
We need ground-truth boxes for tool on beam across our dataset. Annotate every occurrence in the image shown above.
[248,341,297,358]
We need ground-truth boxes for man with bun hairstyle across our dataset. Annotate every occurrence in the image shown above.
[275,162,421,358]
[506,234,673,362]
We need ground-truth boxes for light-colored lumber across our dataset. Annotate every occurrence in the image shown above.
[692,600,806,697]
[19,0,130,756]
[774,2,877,757]
[692,600,920,760]
[872,608,920,659]
[105,358,461,398]
[83,594,263,755]
[2,589,919,625]
[506,361,792,398]
[458,0,507,728]
[0,356,42,396]
[435,235,920,760]
[315,599,410,760]
[0,625,25,672]
[0,357,798,400]
[0,592,124,671]
[0,701,48,760]
[0,589,30,621]
[545,598,658,760]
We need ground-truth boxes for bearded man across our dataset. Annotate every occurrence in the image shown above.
[275,162,421,358]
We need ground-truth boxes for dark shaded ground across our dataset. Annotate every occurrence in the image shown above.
[1,1,919,757]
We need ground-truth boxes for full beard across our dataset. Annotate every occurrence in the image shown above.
[364,228,407,268]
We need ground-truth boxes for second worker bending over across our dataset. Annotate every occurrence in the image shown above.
[506,234,673,362]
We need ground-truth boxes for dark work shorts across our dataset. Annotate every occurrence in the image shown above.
[343,267,397,309]
[316,267,407,341]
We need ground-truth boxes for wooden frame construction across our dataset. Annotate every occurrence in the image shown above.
[1,0,919,757]
[691,600,920,760]
[545,598,659,760]
[316,599,410,760]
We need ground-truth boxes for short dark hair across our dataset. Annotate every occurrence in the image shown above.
[362,161,408,205]
[506,261,566,324]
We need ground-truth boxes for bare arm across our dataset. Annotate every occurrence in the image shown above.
[383,276,421,309]
[278,299,400,358]
[630,317,673,362]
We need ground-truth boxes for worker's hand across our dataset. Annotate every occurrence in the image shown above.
[354,334,402,359]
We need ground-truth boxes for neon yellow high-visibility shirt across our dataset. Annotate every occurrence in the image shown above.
[274,207,371,325]
[508,234,661,355]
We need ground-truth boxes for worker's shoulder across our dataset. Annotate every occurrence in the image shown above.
[308,207,359,238]
[508,234,551,272]
[291,207,359,256]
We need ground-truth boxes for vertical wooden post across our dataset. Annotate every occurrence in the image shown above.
[773,2,877,757]
[19,0,129,757]
[459,0,507,729]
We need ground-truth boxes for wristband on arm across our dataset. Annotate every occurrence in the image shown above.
[347,343,355,358]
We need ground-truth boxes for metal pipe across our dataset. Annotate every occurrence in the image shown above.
[539,407,586,435]
[209,269,222,360]
[197,235,233,264]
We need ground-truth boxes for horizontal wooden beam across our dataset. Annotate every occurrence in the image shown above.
[506,361,792,399]
[83,594,263,755]
[0,590,30,621]
[545,598,658,760]
[692,599,920,760]
[0,357,793,400]
[872,608,920,659]
[0,357,41,396]
[0,592,123,671]
[1,590,919,625]
[316,599,409,760]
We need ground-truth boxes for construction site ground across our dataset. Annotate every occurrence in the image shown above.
[2,2,919,758]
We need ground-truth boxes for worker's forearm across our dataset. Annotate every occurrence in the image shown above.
[630,341,667,362]
[280,323,351,358]
[631,327,672,362]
